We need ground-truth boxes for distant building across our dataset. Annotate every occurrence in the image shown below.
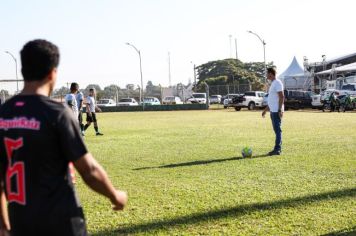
[304,53,356,93]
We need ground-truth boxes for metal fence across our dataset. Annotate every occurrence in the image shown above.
[2,83,253,105]
[204,84,252,96]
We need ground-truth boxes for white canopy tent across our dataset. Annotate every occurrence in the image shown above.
[278,57,308,90]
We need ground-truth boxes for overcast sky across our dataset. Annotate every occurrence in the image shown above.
[1,0,355,93]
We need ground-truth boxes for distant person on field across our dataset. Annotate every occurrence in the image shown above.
[64,83,79,119]
[0,39,127,236]
[262,67,285,156]
[84,88,103,136]
[76,84,85,136]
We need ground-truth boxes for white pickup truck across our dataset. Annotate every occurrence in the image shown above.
[187,93,208,104]
[233,91,266,111]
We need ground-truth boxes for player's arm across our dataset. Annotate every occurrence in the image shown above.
[0,164,10,233]
[73,153,127,211]
[78,94,83,110]
[278,91,284,111]
[262,104,270,118]
[79,99,83,110]
[95,105,102,113]
[278,91,284,118]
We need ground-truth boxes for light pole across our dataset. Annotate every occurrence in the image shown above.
[247,30,266,83]
[190,61,197,92]
[4,51,19,93]
[126,42,144,105]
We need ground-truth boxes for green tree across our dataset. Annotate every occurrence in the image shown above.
[103,84,120,101]
[196,59,274,91]
[85,84,103,100]
[85,84,102,92]
[52,86,69,97]
[145,81,161,97]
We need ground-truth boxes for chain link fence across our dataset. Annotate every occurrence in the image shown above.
[205,84,252,96]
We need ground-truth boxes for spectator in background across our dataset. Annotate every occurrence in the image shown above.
[84,88,103,136]
[75,84,85,136]
[64,83,79,119]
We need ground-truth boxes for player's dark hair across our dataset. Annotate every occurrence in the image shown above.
[267,67,276,76]
[70,82,79,92]
[89,88,94,92]
[20,39,60,81]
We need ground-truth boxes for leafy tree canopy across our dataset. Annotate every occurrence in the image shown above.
[196,59,274,90]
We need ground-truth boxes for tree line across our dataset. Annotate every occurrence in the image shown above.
[195,58,274,91]
[51,82,164,101]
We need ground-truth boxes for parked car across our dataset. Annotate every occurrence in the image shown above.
[162,96,183,105]
[117,98,138,106]
[341,83,356,92]
[97,98,116,107]
[143,97,161,105]
[311,94,323,108]
[284,90,312,110]
[187,93,208,104]
[233,91,266,111]
[209,95,222,104]
[223,94,241,108]
[312,89,341,109]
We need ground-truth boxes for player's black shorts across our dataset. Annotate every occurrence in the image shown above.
[11,216,87,236]
[86,112,97,122]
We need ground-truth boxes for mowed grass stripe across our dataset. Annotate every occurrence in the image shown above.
[75,110,356,235]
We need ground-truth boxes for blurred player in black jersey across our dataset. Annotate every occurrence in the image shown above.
[0,39,127,236]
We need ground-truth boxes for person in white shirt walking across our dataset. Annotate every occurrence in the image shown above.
[84,88,103,136]
[262,67,285,156]
[64,83,79,119]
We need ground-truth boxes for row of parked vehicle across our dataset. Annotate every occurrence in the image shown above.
[97,93,209,107]
[217,85,356,111]
[311,88,356,112]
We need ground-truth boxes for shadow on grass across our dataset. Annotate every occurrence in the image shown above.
[321,225,356,236]
[133,154,269,170]
[91,187,356,235]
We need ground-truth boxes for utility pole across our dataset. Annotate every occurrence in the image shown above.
[168,52,172,87]
[4,51,19,93]
[235,38,238,60]
[229,35,232,58]
[126,42,144,106]
[247,30,266,84]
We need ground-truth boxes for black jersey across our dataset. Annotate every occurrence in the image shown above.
[0,95,88,236]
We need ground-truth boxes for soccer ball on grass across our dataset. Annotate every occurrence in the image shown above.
[241,147,253,158]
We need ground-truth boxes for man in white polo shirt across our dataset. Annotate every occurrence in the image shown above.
[262,67,284,156]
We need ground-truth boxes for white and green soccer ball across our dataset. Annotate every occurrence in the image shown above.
[241,147,253,158]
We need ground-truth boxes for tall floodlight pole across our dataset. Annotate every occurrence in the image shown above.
[247,31,266,83]
[190,61,197,92]
[4,51,19,93]
[126,42,144,105]
[168,52,172,87]
[235,38,238,60]
[229,35,232,58]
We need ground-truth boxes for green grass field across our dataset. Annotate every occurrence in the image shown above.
[76,109,356,235]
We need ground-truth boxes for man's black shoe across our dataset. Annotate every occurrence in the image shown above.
[268,150,281,156]
[96,132,104,136]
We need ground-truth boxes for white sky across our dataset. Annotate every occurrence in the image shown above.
[1,0,355,93]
